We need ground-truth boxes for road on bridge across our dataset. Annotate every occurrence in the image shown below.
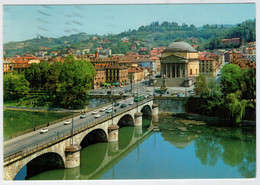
[4,86,151,158]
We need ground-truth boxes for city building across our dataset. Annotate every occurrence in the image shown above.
[199,56,218,75]
[128,67,144,83]
[105,65,128,85]
[93,66,106,89]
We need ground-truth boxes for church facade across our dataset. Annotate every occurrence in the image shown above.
[160,41,199,78]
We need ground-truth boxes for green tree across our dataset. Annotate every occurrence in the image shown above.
[4,73,30,100]
[224,91,249,124]
[194,73,208,97]
[221,64,242,95]
[56,60,96,109]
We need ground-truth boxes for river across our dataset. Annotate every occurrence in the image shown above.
[13,115,256,180]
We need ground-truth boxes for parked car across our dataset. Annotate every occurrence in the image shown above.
[120,104,127,108]
[80,114,87,119]
[64,120,71,125]
[99,91,104,94]
[40,127,49,134]
[146,89,151,92]
[129,101,134,105]
[94,114,101,118]
[114,102,120,107]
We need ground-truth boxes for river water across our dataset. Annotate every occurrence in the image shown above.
[14,115,256,180]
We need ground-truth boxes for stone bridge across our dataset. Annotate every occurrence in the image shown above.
[3,98,159,180]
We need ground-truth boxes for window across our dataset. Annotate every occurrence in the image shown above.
[190,69,192,75]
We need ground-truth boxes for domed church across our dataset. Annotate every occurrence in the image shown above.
[160,40,199,78]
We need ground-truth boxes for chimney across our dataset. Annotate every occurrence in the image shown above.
[95,51,99,58]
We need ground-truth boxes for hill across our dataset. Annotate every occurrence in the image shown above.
[3,19,255,57]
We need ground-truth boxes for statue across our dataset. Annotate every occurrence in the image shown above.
[161,74,167,89]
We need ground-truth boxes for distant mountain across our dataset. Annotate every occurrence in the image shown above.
[3,20,255,57]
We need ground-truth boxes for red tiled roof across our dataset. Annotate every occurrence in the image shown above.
[199,57,214,61]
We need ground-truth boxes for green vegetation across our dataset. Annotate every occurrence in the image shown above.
[3,110,73,138]
[4,20,255,57]
[4,55,96,109]
[3,72,30,100]
[185,64,256,124]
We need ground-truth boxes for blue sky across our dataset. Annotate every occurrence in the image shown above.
[3,3,256,43]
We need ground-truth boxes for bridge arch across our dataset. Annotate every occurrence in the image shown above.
[140,104,152,117]
[80,128,108,148]
[14,152,64,180]
[117,114,134,127]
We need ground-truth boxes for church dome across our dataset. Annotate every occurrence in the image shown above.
[164,41,196,52]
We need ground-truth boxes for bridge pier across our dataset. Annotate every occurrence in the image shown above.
[134,112,143,126]
[65,145,81,168]
[152,103,159,122]
[152,103,159,116]
[108,125,119,142]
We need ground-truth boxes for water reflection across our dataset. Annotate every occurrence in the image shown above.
[161,130,198,149]
[158,116,256,178]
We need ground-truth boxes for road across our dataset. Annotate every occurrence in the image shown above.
[4,87,150,158]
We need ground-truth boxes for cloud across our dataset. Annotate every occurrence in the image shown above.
[37,18,49,24]
[37,10,50,16]
[72,20,82,25]
[37,26,48,31]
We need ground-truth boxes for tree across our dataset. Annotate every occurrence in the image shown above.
[221,64,242,95]
[56,60,96,109]
[4,73,30,100]
[241,68,256,102]
[224,91,249,124]
[194,73,208,97]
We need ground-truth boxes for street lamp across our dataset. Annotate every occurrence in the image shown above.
[33,102,36,131]
[112,87,115,125]
[69,106,74,145]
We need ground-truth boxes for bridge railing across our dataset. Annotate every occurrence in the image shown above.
[4,97,154,162]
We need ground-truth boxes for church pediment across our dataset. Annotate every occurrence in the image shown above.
[161,54,186,61]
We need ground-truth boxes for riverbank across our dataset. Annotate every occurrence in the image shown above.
[158,112,256,126]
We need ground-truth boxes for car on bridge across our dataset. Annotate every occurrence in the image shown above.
[114,102,120,107]
[100,108,106,112]
[106,109,112,113]
[92,111,98,115]
[94,114,101,118]
[64,120,71,125]
[129,101,133,105]
[120,104,127,108]
[40,127,49,134]
[80,114,87,119]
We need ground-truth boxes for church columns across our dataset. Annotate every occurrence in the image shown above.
[180,64,183,77]
[165,64,168,77]
[175,64,177,78]
[170,63,173,78]
[185,64,187,76]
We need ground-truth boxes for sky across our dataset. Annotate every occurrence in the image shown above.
[3,3,256,43]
